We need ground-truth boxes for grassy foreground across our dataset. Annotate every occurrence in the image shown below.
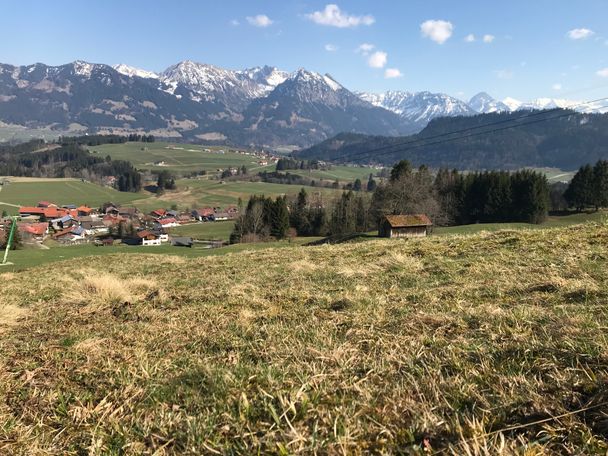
[1,223,608,454]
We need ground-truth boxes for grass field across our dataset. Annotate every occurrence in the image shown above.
[0,178,142,214]
[168,221,235,241]
[286,165,382,183]
[90,142,275,174]
[0,237,316,272]
[435,210,607,235]
[0,176,340,215]
[1,222,607,453]
[132,178,341,211]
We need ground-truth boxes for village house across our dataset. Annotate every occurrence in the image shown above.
[53,225,86,244]
[136,230,162,246]
[150,208,167,218]
[77,205,94,217]
[192,207,214,221]
[118,207,138,219]
[379,214,433,238]
[154,217,179,229]
[17,222,48,242]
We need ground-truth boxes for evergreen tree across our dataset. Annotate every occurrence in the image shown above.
[592,160,608,209]
[565,165,595,211]
[270,196,290,239]
[353,178,362,192]
[366,173,377,192]
[390,160,412,182]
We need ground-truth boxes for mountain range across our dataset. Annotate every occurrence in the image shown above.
[1,59,607,148]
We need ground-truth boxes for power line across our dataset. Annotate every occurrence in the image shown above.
[324,96,608,164]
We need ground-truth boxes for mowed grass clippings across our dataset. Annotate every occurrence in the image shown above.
[1,224,608,454]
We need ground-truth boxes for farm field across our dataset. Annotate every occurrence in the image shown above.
[0,178,141,214]
[90,141,275,173]
[0,176,340,215]
[285,165,382,183]
[1,222,607,453]
[133,178,342,210]
[529,167,576,183]
[168,221,235,241]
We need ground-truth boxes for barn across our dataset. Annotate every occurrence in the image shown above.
[379,214,432,238]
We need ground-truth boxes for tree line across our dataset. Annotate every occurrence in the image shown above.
[275,157,326,171]
[230,160,552,244]
[0,140,142,192]
[563,160,608,211]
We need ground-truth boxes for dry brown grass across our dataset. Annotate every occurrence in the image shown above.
[0,223,607,454]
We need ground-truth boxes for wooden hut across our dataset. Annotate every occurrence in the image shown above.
[379,214,432,238]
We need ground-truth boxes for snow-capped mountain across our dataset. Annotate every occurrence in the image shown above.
[469,92,509,113]
[2,58,607,148]
[358,90,475,127]
[112,64,159,79]
[236,69,412,146]
[236,65,288,94]
[159,61,288,110]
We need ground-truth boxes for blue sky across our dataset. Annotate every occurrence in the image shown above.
[1,0,608,101]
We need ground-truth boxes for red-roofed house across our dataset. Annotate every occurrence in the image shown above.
[154,217,179,229]
[17,222,48,241]
[77,206,93,216]
[151,209,167,218]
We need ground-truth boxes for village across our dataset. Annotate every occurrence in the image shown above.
[0,201,239,248]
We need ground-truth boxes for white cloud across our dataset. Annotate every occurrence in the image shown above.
[495,69,514,79]
[420,20,453,44]
[464,34,475,43]
[567,28,594,40]
[384,68,403,79]
[356,43,375,55]
[230,19,240,26]
[306,4,374,28]
[246,14,273,27]
[483,34,495,43]
[597,68,608,78]
[368,51,387,68]
[552,83,562,91]
[324,44,338,52]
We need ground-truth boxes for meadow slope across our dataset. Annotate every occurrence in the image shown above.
[1,223,608,454]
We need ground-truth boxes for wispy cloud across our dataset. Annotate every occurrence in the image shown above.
[230,19,240,26]
[324,44,338,52]
[597,68,608,78]
[552,83,562,91]
[306,4,374,28]
[384,68,403,79]
[420,20,453,44]
[368,51,387,68]
[464,34,475,43]
[246,14,273,28]
[495,69,514,79]
[567,28,594,40]
[483,34,495,43]
[356,43,375,55]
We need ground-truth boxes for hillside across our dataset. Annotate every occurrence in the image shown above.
[1,223,608,454]
[297,110,608,170]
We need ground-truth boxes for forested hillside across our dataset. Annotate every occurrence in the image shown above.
[0,138,142,191]
[296,110,608,170]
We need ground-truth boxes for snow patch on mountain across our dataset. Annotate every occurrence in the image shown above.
[358,90,475,125]
[469,92,509,113]
[113,64,159,79]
